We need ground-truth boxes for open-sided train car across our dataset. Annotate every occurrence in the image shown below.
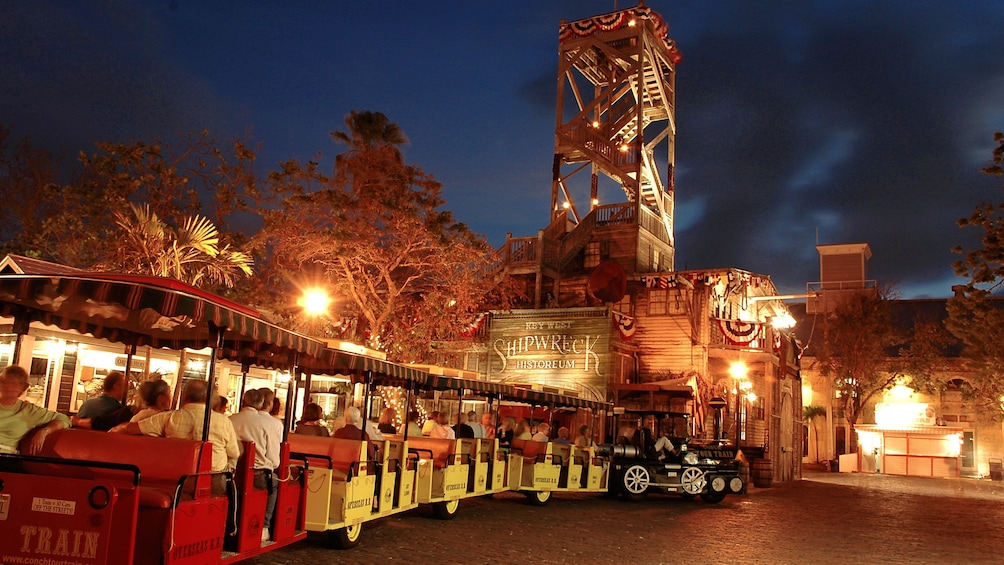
[287,349,429,548]
[0,273,324,564]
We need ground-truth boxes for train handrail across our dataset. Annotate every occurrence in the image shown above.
[290,451,358,482]
[0,452,142,486]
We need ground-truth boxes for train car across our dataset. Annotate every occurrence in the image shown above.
[497,384,611,505]
[0,273,325,564]
[287,349,429,548]
[398,369,514,519]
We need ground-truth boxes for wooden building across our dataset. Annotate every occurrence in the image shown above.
[444,4,803,486]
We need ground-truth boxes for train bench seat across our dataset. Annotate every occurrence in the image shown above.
[406,437,460,469]
[288,435,370,479]
[28,428,213,509]
[510,439,554,463]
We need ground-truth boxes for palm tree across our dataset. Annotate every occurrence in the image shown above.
[96,202,252,288]
[803,405,827,464]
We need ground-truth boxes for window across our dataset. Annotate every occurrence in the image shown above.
[648,289,667,315]
[584,242,601,268]
[612,294,631,314]
[667,288,686,314]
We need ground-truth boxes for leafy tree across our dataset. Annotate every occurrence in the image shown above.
[34,131,260,271]
[258,111,516,359]
[93,202,252,288]
[802,405,826,463]
[948,131,1004,412]
[0,125,59,255]
[812,290,952,445]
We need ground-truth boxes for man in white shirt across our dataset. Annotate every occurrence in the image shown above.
[531,422,550,442]
[229,388,284,543]
[111,379,240,476]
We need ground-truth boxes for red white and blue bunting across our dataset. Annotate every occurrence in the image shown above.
[612,311,635,340]
[558,5,681,64]
[717,318,764,348]
[459,312,488,337]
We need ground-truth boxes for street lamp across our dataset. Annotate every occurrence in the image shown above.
[729,361,747,447]
[299,288,331,337]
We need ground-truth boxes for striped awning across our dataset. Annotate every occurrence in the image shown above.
[306,348,428,386]
[0,274,326,369]
[424,373,511,396]
[508,386,611,411]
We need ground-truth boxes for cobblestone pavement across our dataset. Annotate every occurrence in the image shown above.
[245,472,1004,565]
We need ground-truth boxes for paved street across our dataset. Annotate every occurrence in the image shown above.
[246,472,1004,565]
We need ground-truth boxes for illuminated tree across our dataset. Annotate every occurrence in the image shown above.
[948,131,1004,412]
[813,290,952,444]
[33,131,261,271]
[259,111,516,359]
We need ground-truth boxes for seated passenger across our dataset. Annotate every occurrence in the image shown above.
[333,406,371,441]
[633,426,679,461]
[76,370,127,419]
[213,395,229,415]
[378,407,397,435]
[110,379,240,474]
[294,402,330,436]
[333,406,377,460]
[405,410,424,438]
[497,417,515,448]
[75,378,174,431]
[574,425,594,448]
[0,365,70,455]
[452,412,475,438]
[130,378,173,422]
[467,410,485,438]
[553,426,571,444]
[531,422,550,442]
[430,411,456,439]
[513,419,532,441]
[422,411,440,436]
[481,412,496,439]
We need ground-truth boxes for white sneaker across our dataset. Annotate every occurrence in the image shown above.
[261,529,270,543]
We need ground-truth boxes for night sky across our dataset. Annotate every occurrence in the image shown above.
[3,1,1003,298]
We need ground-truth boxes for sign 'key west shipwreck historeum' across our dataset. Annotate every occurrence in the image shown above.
[488,308,611,402]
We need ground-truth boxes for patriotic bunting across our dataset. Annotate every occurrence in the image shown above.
[717,318,764,348]
[612,311,636,340]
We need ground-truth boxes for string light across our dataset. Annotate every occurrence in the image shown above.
[378,386,407,430]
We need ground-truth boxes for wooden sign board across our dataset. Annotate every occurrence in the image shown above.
[489,308,610,399]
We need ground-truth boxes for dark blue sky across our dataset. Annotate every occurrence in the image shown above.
[3,1,1003,297]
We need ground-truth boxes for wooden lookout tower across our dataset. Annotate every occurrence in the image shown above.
[497,3,682,308]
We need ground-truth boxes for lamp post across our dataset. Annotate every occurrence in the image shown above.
[729,361,748,448]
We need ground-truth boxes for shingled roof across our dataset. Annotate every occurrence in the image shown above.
[0,254,84,276]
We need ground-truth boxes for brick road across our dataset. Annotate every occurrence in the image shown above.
[245,472,1004,565]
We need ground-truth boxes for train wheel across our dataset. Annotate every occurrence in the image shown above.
[680,467,706,495]
[526,490,552,506]
[328,523,363,549]
[621,465,650,500]
[432,499,460,520]
[700,490,728,504]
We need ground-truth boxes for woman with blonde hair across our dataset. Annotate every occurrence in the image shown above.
[378,407,397,434]
[513,418,532,441]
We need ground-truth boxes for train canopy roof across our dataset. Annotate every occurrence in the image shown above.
[0,273,326,369]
